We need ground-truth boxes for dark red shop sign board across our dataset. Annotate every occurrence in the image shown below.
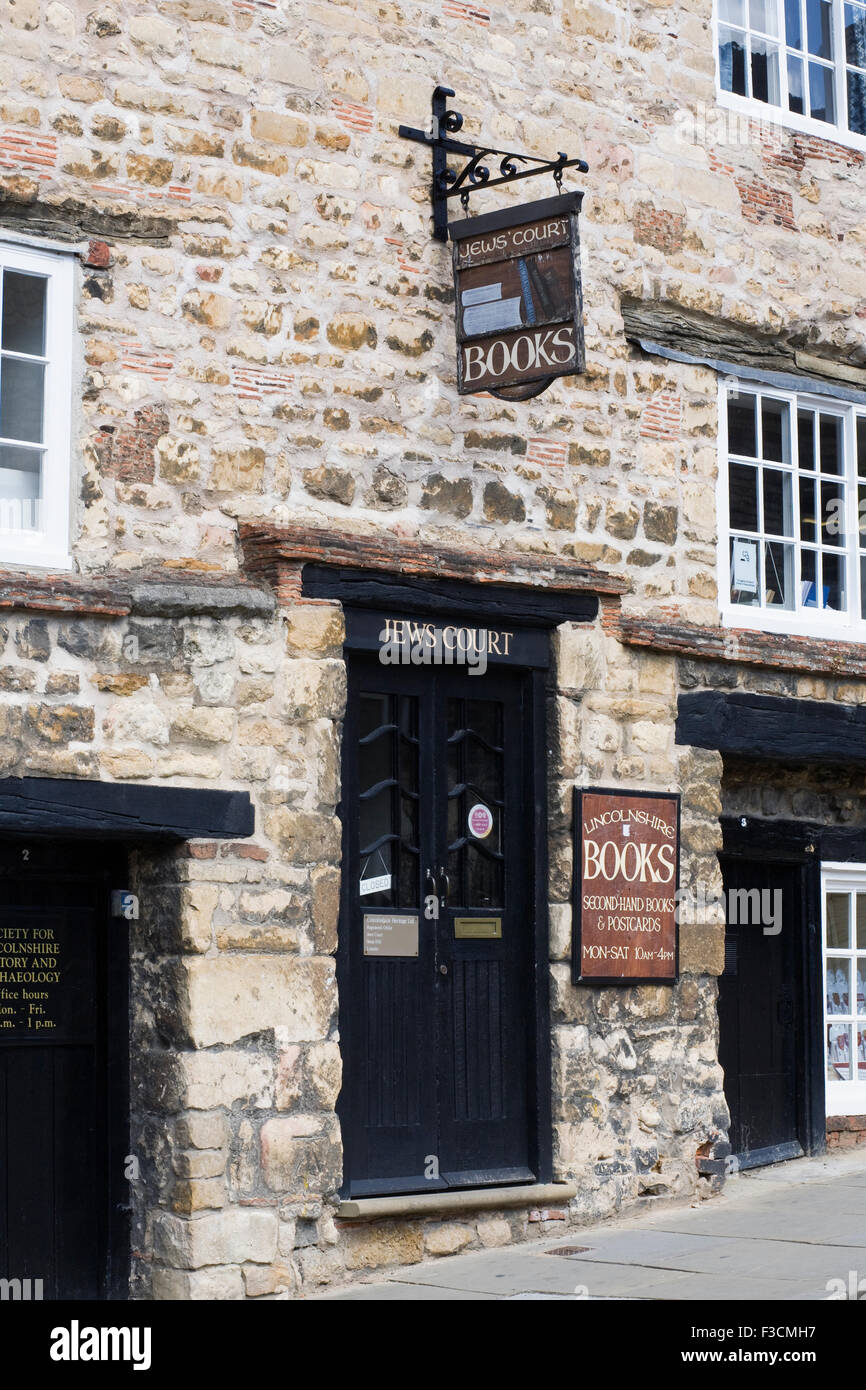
[450,192,585,399]
[572,787,680,985]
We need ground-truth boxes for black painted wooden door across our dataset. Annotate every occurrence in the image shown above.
[338,657,534,1197]
[0,842,129,1300]
[718,857,804,1169]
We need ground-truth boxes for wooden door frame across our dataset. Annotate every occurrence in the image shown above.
[720,816,825,1160]
[334,604,555,1196]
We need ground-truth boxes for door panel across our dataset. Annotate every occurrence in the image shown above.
[0,842,128,1300]
[718,858,804,1168]
[339,656,535,1197]
[437,673,532,1185]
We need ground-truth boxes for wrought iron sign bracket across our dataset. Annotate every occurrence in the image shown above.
[398,86,589,243]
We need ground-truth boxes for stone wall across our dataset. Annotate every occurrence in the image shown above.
[6,0,862,617]
[1,0,862,1298]
[550,621,728,1226]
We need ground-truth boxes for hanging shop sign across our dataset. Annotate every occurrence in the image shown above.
[572,787,680,985]
[450,193,584,400]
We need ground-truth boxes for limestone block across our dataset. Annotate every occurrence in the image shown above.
[304,1040,342,1110]
[476,1217,513,1248]
[342,1221,424,1270]
[180,883,219,953]
[183,955,336,1047]
[151,1266,245,1300]
[423,1223,474,1256]
[172,1178,227,1213]
[259,1115,341,1192]
[153,1208,278,1269]
[178,1049,274,1110]
[264,809,341,864]
[282,659,346,721]
[175,1112,229,1151]
[285,604,344,657]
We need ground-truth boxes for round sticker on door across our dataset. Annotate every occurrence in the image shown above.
[468,803,493,839]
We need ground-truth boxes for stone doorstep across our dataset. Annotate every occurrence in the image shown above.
[337,1182,578,1222]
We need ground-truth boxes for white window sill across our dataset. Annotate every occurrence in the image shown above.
[0,542,72,572]
[826,1081,866,1116]
[716,87,866,158]
[720,607,866,644]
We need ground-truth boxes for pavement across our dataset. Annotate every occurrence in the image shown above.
[310,1148,866,1300]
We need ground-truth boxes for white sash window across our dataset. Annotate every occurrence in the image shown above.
[718,380,866,639]
[822,867,866,1115]
[715,0,866,149]
[0,242,73,570]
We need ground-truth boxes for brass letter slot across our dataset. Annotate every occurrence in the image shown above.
[454,916,502,939]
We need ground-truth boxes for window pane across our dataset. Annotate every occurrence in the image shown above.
[822,550,846,609]
[720,27,749,93]
[728,392,757,455]
[827,957,851,1012]
[798,409,815,469]
[807,0,833,56]
[730,462,760,530]
[848,66,866,133]
[801,547,817,604]
[846,1,866,64]
[786,0,803,46]
[0,444,41,532]
[1,271,46,356]
[859,485,866,542]
[761,397,788,462]
[788,53,806,110]
[751,0,780,33]
[861,554,866,618]
[720,0,746,23]
[858,417,866,476]
[821,478,844,544]
[809,60,836,119]
[828,1023,852,1080]
[752,37,782,102]
[800,475,817,541]
[0,357,44,443]
[827,892,850,948]
[858,894,866,948]
[819,413,842,473]
[763,468,793,535]
[765,541,794,606]
[730,536,760,602]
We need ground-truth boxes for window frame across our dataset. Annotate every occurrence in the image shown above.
[0,240,74,571]
[717,377,866,640]
[820,864,866,1116]
[713,0,866,154]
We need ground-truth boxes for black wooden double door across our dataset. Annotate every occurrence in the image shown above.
[339,657,535,1197]
[0,841,128,1299]
[718,857,805,1169]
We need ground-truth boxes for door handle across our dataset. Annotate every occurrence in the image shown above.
[438,866,449,908]
[425,868,438,897]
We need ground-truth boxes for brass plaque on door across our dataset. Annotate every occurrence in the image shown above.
[454,916,502,939]
[363,913,419,957]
